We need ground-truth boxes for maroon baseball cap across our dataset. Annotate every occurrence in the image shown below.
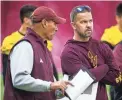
[31,6,66,24]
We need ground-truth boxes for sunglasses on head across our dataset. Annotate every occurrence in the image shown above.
[74,5,91,13]
[71,5,91,22]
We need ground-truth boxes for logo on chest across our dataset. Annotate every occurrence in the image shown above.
[40,58,44,63]
[88,51,97,68]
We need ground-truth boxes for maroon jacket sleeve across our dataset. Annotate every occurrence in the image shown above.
[61,47,109,82]
[89,64,109,82]
[98,43,120,85]
[113,43,122,72]
[113,43,122,84]
[61,49,82,76]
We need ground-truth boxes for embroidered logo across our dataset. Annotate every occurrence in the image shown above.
[116,72,122,83]
[88,51,97,68]
[40,58,43,63]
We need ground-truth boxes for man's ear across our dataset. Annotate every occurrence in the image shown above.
[71,22,76,30]
[41,19,48,28]
[23,17,29,24]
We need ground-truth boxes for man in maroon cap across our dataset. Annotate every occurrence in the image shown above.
[4,6,72,100]
[61,5,120,100]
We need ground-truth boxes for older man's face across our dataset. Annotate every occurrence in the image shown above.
[44,20,58,40]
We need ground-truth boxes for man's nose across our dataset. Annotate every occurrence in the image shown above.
[87,22,92,27]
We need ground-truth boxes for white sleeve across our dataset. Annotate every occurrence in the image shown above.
[10,41,52,92]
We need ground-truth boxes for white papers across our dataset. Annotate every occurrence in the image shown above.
[64,69,95,100]
[76,82,98,100]
[63,74,69,81]
[57,82,98,100]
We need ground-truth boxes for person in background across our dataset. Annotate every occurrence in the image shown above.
[101,3,122,49]
[101,3,122,100]
[61,5,120,100]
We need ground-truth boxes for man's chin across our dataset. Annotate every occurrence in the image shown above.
[86,32,92,37]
